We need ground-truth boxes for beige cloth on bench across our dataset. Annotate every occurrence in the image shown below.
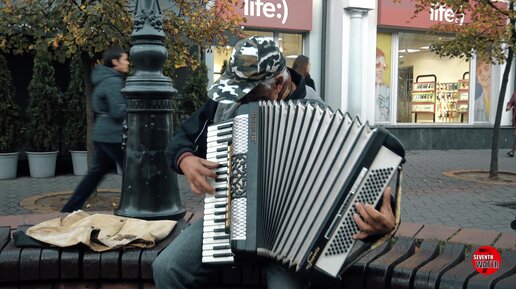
[26,210,176,252]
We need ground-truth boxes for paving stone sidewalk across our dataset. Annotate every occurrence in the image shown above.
[0,149,515,233]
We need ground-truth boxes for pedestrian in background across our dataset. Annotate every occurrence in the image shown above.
[292,54,316,91]
[61,46,129,212]
[506,91,516,157]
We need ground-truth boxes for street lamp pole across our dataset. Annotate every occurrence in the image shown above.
[115,0,185,220]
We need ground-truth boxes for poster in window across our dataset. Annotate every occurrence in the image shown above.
[474,58,491,122]
[376,33,392,123]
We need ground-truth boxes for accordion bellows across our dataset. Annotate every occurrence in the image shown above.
[202,100,405,278]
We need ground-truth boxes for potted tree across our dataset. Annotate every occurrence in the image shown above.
[0,54,21,179]
[63,54,87,175]
[25,50,60,178]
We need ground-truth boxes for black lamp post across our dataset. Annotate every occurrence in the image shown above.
[115,0,185,220]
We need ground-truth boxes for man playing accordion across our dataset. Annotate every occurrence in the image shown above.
[153,36,398,289]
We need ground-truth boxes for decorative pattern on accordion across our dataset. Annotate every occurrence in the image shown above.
[230,114,249,240]
[325,167,395,256]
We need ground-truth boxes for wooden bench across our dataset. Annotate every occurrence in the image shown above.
[0,221,515,289]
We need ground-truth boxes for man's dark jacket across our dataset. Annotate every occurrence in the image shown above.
[165,68,318,174]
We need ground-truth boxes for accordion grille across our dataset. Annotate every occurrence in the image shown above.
[233,115,248,155]
[231,198,247,240]
[325,167,395,256]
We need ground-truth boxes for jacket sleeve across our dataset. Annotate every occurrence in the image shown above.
[105,77,126,120]
[165,99,218,174]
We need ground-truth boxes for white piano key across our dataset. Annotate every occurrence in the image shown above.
[202,236,231,245]
[204,219,227,227]
[203,231,230,239]
[207,127,233,138]
[203,214,227,221]
[202,242,231,251]
[204,207,227,215]
[202,256,234,263]
[202,223,226,233]
[204,201,227,210]
[202,248,233,257]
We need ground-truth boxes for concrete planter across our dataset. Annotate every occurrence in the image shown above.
[70,150,88,176]
[0,152,19,180]
[26,151,58,178]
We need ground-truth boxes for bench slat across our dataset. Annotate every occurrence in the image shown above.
[493,273,516,289]
[101,250,121,279]
[19,248,42,281]
[121,249,142,280]
[414,242,465,289]
[40,248,60,280]
[390,239,440,289]
[82,251,101,280]
[438,246,481,289]
[60,249,82,279]
[0,231,21,282]
[0,226,10,251]
[364,237,417,289]
[341,240,391,289]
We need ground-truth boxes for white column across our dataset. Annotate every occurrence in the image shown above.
[346,8,366,118]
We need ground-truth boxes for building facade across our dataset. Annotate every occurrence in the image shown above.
[205,0,514,149]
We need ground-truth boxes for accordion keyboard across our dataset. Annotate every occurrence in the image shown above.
[202,120,234,264]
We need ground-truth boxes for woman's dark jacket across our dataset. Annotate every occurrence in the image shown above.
[91,65,126,143]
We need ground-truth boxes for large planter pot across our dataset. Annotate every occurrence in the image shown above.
[70,150,88,176]
[26,151,58,178]
[0,152,19,180]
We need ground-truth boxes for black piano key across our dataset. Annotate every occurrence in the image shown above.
[219,163,228,168]
[214,253,233,258]
[213,235,230,240]
[215,178,226,182]
[215,187,226,192]
[213,228,226,233]
[213,244,231,250]
[216,154,226,159]
[214,218,226,223]
[217,123,232,130]
[217,138,232,143]
[217,131,232,136]
[214,211,226,215]
[215,203,226,208]
[217,147,227,152]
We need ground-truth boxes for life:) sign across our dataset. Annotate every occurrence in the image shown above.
[378,0,472,29]
[236,0,312,31]
[430,4,464,25]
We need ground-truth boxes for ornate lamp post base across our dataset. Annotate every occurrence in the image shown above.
[115,0,185,220]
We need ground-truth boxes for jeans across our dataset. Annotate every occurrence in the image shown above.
[152,219,309,289]
[61,142,123,213]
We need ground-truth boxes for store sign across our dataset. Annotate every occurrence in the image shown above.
[235,0,312,31]
[378,0,473,29]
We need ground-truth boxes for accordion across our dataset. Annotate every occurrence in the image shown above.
[202,100,405,278]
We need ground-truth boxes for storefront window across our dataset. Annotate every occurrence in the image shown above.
[213,30,303,82]
[396,32,470,124]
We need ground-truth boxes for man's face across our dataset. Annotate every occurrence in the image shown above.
[275,72,292,100]
[113,53,130,73]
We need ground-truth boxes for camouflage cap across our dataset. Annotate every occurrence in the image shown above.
[208,36,286,103]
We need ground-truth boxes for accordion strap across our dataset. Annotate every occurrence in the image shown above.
[371,166,403,249]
